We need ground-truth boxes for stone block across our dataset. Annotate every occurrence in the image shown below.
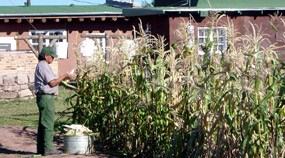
[18,89,33,98]
[20,84,29,90]
[16,74,29,85]
[0,86,3,93]
[3,75,15,86]
[3,85,13,91]
[0,75,3,85]
[28,74,35,83]
[12,85,20,92]
[0,92,17,99]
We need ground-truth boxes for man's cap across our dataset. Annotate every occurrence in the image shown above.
[41,47,58,58]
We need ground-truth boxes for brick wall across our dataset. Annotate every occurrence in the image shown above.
[0,51,58,99]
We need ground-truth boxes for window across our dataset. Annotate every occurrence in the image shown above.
[93,36,106,60]
[198,27,227,55]
[29,30,67,50]
[80,33,107,60]
[93,33,106,54]
[0,37,17,51]
[145,23,151,35]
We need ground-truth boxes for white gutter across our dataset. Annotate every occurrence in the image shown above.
[0,12,123,17]
[162,7,285,12]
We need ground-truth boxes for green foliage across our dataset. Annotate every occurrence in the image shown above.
[66,16,285,157]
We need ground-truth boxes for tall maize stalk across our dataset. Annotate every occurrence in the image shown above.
[64,15,285,157]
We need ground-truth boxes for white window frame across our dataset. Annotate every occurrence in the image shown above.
[92,33,106,54]
[29,29,67,50]
[198,27,227,55]
[0,37,17,51]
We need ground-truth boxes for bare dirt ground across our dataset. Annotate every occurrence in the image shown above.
[0,126,115,158]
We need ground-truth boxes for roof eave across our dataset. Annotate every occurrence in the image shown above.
[163,7,285,12]
[123,7,285,17]
[0,12,123,17]
[123,8,164,17]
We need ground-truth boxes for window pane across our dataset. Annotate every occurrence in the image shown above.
[29,30,67,48]
[49,31,63,42]
[199,30,204,36]
[204,30,208,35]
[198,27,227,53]
[221,29,226,36]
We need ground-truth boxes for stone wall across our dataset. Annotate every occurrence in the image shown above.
[0,51,58,99]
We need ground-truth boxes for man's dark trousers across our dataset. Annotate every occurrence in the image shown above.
[36,94,55,155]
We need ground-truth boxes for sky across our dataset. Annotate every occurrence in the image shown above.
[0,0,152,6]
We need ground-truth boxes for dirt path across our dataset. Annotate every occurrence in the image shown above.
[0,126,114,158]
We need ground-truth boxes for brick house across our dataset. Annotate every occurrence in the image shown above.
[124,0,285,57]
[0,2,135,99]
[1,0,285,99]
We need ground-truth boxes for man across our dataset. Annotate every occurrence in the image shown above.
[34,47,74,156]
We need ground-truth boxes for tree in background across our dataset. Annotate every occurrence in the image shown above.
[141,0,154,7]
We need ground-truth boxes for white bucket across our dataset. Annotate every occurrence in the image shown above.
[64,135,94,154]
[53,42,68,59]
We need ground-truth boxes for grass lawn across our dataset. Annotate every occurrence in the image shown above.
[0,86,74,130]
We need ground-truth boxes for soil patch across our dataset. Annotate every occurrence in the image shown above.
[0,126,114,158]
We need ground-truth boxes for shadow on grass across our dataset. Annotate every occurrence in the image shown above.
[12,112,38,117]
[0,116,38,125]
[12,111,68,119]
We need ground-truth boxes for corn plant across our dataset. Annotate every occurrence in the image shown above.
[65,15,285,158]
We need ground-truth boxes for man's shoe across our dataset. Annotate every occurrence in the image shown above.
[43,149,62,156]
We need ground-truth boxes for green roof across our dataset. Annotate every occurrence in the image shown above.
[0,5,122,16]
[123,0,285,17]
[192,0,285,8]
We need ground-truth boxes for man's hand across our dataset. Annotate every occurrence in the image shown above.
[66,69,76,80]
[48,69,77,87]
